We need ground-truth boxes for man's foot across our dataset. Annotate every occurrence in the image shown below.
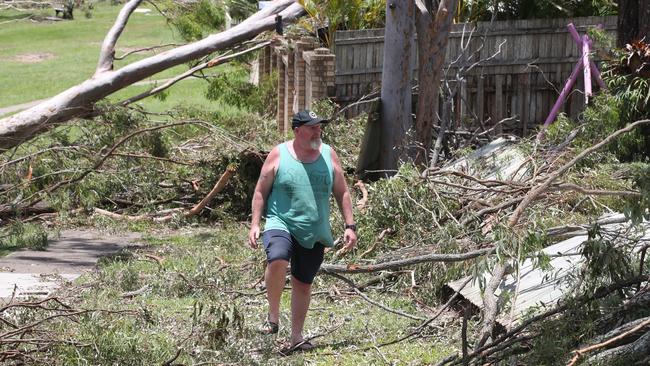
[259,319,279,335]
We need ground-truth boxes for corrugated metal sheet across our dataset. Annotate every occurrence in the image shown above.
[447,213,650,326]
[443,136,529,181]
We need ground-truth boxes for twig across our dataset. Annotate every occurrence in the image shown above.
[162,347,183,366]
[359,228,394,259]
[551,183,641,197]
[121,284,151,299]
[365,276,473,352]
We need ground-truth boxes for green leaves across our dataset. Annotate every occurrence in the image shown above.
[206,69,277,117]
[165,0,226,42]
[624,162,650,223]
[581,222,635,289]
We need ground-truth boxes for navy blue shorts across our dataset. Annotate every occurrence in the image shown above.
[262,229,325,284]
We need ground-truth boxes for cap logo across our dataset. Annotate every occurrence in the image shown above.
[309,111,318,119]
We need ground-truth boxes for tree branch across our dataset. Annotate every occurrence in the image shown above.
[96,0,145,75]
[320,247,495,274]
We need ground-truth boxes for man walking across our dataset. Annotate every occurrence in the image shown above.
[248,110,357,350]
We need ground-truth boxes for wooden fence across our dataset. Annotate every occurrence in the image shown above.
[334,16,617,135]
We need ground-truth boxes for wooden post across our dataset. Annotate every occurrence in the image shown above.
[477,75,484,128]
[276,47,286,134]
[495,74,503,135]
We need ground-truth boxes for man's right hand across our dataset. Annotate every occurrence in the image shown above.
[248,225,260,249]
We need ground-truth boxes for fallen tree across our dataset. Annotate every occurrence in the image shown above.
[0,0,305,151]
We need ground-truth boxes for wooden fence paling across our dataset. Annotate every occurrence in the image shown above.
[334,16,617,134]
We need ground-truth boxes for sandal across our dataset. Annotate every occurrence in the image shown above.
[280,340,315,355]
[259,319,279,335]
[291,340,315,351]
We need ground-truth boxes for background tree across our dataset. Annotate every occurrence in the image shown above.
[414,0,459,166]
[617,0,650,47]
[376,0,415,177]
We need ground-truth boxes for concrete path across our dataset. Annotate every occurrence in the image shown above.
[0,230,142,300]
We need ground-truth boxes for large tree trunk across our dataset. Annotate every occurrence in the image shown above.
[376,0,415,177]
[0,0,305,152]
[414,0,458,166]
[617,0,650,47]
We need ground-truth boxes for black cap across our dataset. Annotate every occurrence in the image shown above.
[291,110,329,129]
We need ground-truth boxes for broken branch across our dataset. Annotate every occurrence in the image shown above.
[320,247,494,274]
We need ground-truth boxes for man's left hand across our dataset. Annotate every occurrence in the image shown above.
[342,228,357,251]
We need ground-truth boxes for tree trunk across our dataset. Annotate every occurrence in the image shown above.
[0,0,305,152]
[414,0,458,166]
[640,0,650,43]
[377,0,415,177]
[617,0,650,47]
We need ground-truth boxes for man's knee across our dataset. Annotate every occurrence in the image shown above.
[267,259,289,272]
[292,276,312,294]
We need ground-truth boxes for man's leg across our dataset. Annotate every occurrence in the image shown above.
[290,275,312,345]
[265,259,289,324]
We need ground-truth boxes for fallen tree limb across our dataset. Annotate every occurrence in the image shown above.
[567,317,650,366]
[439,275,649,365]
[94,166,235,222]
[586,330,650,365]
[0,0,305,151]
[475,119,650,350]
[320,247,495,274]
[18,120,208,207]
[510,119,650,226]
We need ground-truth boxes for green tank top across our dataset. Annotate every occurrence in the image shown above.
[264,142,334,249]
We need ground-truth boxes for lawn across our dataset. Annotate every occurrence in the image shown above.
[0,1,221,113]
[27,222,455,365]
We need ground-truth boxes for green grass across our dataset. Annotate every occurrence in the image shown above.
[0,2,218,112]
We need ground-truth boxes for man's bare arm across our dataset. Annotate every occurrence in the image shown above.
[331,149,357,249]
[248,146,279,248]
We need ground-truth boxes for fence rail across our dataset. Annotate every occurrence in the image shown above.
[334,16,617,134]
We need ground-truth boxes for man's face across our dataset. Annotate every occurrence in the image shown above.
[296,124,322,150]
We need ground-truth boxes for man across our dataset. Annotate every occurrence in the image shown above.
[248,109,357,350]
